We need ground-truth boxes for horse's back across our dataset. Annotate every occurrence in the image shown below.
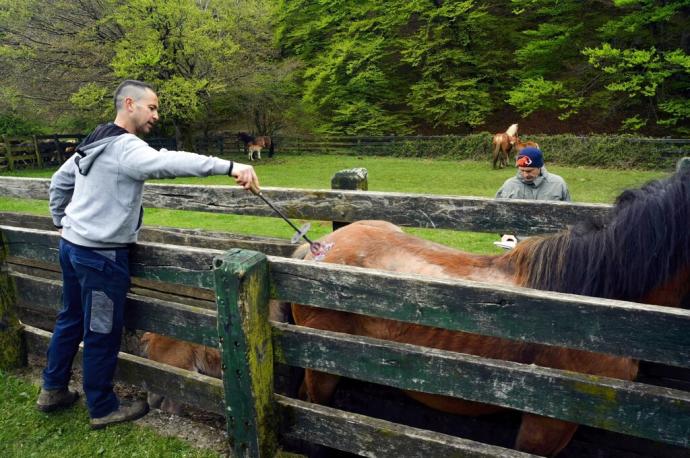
[300,220,508,284]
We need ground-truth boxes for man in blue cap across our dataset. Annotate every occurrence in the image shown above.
[495,146,570,201]
[494,146,570,249]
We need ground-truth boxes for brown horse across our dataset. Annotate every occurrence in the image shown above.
[141,332,221,414]
[289,169,690,456]
[515,140,539,154]
[492,124,519,169]
[237,132,274,161]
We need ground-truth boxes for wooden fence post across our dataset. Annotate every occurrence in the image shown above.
[32,135,44,169]
[53,135,64,164]
[0,230,26,369]
[213,248,276,458]
[2,135,15,171]
[331,167,368,231]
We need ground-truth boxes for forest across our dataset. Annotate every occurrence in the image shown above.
[0,0,688,142]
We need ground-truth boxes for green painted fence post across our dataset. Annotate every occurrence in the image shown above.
[0,230,26,369]
[213,248,276,457]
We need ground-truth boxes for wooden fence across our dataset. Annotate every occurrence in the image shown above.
[1,168,689,457]
[0,134,85,171]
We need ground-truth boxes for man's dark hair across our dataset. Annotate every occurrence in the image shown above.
[113,80,156,111]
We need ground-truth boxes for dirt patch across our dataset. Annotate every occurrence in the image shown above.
[15,353,231,457]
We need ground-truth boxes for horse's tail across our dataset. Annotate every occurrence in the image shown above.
[268,137,275,157]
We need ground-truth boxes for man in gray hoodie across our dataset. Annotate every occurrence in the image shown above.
[37,80,260,428]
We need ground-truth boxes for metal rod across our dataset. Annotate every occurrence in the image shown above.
[253,190,314,245]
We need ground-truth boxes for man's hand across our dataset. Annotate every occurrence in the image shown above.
[230,162,260,191]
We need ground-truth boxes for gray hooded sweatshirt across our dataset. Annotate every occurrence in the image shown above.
[49,125,231,248]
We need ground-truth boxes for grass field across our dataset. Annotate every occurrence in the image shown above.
[0,154,668,253]
[0,370,220,458]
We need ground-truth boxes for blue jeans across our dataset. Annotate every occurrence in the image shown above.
[42,239,130,418]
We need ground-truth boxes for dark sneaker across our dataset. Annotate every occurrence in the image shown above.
[89,400,150,430]
[36,387,80,412]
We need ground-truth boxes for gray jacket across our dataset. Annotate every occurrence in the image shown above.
[495,167,571,202]
[49,133,231,248]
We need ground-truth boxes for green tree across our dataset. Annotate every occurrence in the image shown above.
[278,0,503,134]
[584,0,690,133]
[506,0,614,120]
[0,0,296,142]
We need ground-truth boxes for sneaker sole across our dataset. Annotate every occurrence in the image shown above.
[90,404,150,430]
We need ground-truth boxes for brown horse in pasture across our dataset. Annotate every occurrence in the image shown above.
[515,140,539,154]
[237,132,274,161]
[492,124,519,169]
[289,169,690,456]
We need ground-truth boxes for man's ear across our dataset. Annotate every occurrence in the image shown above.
[124,96,135,112]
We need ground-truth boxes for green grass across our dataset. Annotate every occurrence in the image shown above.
[0,370,220,458]
[0,154,668,253]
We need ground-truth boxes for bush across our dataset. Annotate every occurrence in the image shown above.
[364,133,688,170]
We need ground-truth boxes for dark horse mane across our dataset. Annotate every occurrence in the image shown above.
[510,169,690,302]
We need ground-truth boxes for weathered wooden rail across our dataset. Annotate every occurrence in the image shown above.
[0,175,610,235]
[1,168,690,457]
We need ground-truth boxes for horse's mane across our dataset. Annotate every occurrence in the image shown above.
[509,169,690,301]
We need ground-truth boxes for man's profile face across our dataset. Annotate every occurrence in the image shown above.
[518,166,540,183]
[129,89,159,135]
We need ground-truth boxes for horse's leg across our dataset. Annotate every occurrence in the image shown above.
[293,305,356,404]
[516,347,637,455]
[301,369,341,404]
[515,413,578,457]
[257,148,261,160]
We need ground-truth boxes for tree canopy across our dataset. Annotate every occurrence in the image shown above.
[0,0,688,136]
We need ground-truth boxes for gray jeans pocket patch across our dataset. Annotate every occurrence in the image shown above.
[90,290,114,334]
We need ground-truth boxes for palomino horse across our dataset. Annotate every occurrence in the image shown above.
[237,132,274,161]
[492,123,519,169]
[290,169,690,456]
